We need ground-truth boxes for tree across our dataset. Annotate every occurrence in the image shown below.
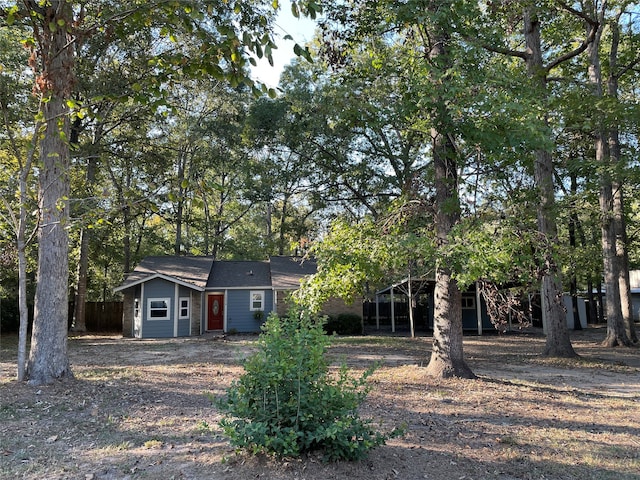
[585,1,633,347]
[476,2,601,356]
[600,3,639,344]
[278,51,433,219]
[245,96,322,255]
[302,0,484,377]
[0,24,39,380]
[19,0,76,385]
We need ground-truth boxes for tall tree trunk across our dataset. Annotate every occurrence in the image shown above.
[278,196,289,256]
[607,19,637,344]
[523,8,576,357]
[586,5,631,347]
[616,192,637,342]
[15,157,34,380]
[425,128,474,378]
[569,173,581,330]
[175,149,187,255]
[72,147,96,333]
[419,21,474,378]
[1,97,39,380]
[26,0,74,385]
[587,279,596,324]
[72,228,89,332]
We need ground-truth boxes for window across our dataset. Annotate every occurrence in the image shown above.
[250,290,264,311]
[461,296,476,310]
[148,298,170,320]
[179,297,190,319]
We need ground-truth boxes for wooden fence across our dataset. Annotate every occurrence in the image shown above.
[82,302,123,332]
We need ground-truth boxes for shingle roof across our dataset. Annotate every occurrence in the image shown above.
[114,256,214,292]
[206,260,271,288]
[270,256,317,289]
[114,255,317,292]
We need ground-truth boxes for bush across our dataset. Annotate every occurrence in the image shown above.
[324,313,363,335]
[218,308,399,461]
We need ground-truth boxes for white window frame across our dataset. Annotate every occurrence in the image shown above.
[461,296,476,310]
[134,298,141,320]
[250,290,265,311]
[179,297,190,319]
[147,298,171,320]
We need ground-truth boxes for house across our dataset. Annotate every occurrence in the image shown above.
[371,278,494,335]
[114,255,360,339]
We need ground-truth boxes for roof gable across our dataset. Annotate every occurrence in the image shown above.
[114,256,214,292]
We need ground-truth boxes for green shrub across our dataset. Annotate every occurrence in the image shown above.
[324,313,363,335]
[218,307,398,461]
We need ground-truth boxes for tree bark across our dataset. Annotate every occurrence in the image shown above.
[419,21,474,379]
[16,161,33,380]
[616,194,637,343]
[72,149,96,333]
[569,174,581,330]
[523,8,576,357]
[586,4,631,347]
[26,0,74,385]
[425,128,474,379]
[607,19,637,344]
[1,95,38,380]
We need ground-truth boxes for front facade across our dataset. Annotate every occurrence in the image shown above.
[115,256,330,339]
[115,256,212,339]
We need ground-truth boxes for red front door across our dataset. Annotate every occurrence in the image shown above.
[207,294,224,330]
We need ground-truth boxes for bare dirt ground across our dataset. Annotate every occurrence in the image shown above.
[1,325,639,480]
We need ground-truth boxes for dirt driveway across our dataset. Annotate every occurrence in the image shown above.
[1,326,639,480]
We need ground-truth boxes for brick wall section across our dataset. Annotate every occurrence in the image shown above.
[122,292,134,337]
[191,292,202,335]
[320,296,363,318]
[274,290,363,319]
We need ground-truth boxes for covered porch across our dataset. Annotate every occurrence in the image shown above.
[369,278,492,337]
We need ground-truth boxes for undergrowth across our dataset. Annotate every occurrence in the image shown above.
[217,308,401,461]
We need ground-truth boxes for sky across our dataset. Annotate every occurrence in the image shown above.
[250,6,319,89]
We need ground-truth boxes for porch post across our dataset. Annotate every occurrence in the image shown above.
[391,287,395,333]
[174,284,179,338]
[476,281,482,335]
[375,294,380,330]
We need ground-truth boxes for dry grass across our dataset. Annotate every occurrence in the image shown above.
[1,326,639,480]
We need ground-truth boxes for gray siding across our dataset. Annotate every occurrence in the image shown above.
[177,286,192,337]
[226,289,273,333]
[178,318,190,336]
[142,278,175,338]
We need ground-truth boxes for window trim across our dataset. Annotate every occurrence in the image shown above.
[249,290,265,312]
[179,297,190,319]
[147,297,171,320]
[134,298,141,320]
[461,296,476,310]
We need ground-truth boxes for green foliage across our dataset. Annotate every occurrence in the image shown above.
[324,313,363,336]
[296,214,435,312]
[218,308,399,461]
[446,215,542,291]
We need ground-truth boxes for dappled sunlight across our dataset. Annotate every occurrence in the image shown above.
[1,329,639,479]
[363,362,639,478]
